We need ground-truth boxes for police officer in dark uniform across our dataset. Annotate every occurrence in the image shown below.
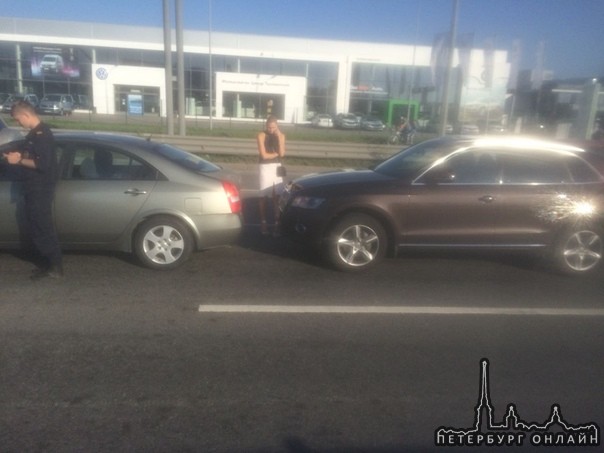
[3,100,63,279]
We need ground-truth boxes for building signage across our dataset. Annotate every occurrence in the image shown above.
[219,75,293,90]
[95,67,109,80]
[31,45,80,79]
[127,93,143,115]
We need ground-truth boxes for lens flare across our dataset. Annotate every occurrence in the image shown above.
[535,193,597,223]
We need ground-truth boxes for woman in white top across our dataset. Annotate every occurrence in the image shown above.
[257,115,285,235]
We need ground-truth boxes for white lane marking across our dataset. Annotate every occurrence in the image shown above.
[198,305,604,316]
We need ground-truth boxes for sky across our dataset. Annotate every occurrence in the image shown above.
[2,0,604,80]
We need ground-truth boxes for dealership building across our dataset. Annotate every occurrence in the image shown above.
[0,16,511,125]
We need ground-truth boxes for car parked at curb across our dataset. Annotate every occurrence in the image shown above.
[311,114,333,128]
[73,94,92,110]
[0,117,22,145]
[279,136,604,275]
[459,122,481,135]
[1,93,39,113]
[38,94,74,116]
[333,113,360,129]
[0,132,242,269]
[360,115,386,131]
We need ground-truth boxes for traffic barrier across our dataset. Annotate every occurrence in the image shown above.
[148,134,400,161]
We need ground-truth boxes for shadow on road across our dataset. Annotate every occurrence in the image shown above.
[237,225,323,269]
[239,195,324,268]
[238,195,578,277]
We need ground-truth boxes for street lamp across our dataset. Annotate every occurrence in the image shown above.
[439,0,459,136]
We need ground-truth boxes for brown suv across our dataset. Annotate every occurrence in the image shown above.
[280,136,604,274]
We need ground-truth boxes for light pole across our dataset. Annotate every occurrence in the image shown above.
[208,0,213,130]
[163,0,174,135]
[175,0,186,136]
[439,0,459,136]
[406,2,421,122]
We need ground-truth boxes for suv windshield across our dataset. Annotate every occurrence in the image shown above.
[374,139,466,180]
[154,143,221,173]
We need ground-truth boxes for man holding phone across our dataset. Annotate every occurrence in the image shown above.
[3,100,63,280]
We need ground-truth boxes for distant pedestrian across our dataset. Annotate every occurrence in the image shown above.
[405,119,417,144]
[2,100,62,279]
[256,115,285,236]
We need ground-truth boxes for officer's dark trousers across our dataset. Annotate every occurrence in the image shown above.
[24,187,62,268]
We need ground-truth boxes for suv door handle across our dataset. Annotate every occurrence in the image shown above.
[478,195,495,203]
[124,188,148,195]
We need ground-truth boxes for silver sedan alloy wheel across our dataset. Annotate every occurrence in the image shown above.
[142,224,186,265]
[134,216,194,269]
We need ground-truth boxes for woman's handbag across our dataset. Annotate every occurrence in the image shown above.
[277,165,287,177]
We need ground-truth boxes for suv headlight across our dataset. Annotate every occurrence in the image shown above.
[291,196,325,209]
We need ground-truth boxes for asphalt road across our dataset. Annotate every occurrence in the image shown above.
[1,163,603,452]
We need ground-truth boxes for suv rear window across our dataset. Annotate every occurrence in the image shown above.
[566,155,603,182]
[502,154,570,184]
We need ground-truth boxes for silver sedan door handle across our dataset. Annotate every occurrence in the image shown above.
[478,195,495,203]
[124,188,148,195]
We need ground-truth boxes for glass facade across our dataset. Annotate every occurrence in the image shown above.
[0,41,341,119]
[0,36,466,126]
[349,62,435,119]
[0,16,519,128]
[0,43,93,105]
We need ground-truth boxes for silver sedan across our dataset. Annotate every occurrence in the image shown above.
[0,132,242,269]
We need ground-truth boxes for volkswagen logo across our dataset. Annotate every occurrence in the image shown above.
[95,67,109,80]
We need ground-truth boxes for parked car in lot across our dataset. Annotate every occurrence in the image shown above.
[311,114,333,128]
[459,122,481,134]
[0,133,242,269]
[423,118,453,134]
[73,94,92,110]
[333,113,360,129]
[1,93,39,113]
[486,123,508,134]
[0,117,22,145]
[280,136,604,275]
[360,115,386,131]
[38,94,74,116]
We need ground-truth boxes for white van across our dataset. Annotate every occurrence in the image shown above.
[40,54,64,74]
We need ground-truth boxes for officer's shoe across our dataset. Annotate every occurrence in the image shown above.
[30,264,64,281]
